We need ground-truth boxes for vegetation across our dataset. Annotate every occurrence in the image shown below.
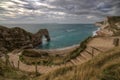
[22,50,49,57]
[1,38,120,80]
[20,36,92,66]
[20,50,66,66]
[0,58,35,80]
[63,36,92,63]
[37,47,120,80]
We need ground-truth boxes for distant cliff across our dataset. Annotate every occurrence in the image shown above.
[95,16,120,36]
[0,25,50,54]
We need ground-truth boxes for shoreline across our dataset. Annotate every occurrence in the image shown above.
[92,26,100,36]
[35,44,80,52]
[29,44,80,55]
[48,25,98,51]
[35,26,98,51]
[36,27,98,51]
[48,44,80,51]
[12,24,99,54]
[50,25,99,51]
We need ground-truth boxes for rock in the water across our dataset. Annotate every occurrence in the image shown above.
[0,25,50,54]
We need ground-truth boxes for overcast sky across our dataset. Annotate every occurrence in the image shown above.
[0,0,120,24]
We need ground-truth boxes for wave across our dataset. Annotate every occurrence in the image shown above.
[52,35,64,40]
[66,29,76,32]
[49,44,79,51]
[42,35,64,41]
[92,28,100,36]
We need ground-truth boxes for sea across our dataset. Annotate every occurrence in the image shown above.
[2,24,98,49]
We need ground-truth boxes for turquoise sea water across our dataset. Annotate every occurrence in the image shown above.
[3,24,97,49]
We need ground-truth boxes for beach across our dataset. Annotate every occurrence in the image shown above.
[28,44,80,56]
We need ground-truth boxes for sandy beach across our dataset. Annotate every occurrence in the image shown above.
[28,44,80,56]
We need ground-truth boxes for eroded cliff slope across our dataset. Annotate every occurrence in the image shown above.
[95,16,120,36]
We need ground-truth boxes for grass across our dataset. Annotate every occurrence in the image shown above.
[19,36,92,66]
[63,36,92,63]
[37,46,120,80]
[0,58,38,80]
[1,38,120,80]
[20,54,64,66]
[20,50,66,66]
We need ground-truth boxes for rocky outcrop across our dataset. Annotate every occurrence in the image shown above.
[0,25,50,54]
[95,16,120,36]
[33,29,50,46]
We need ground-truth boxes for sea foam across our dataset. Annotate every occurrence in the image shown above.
[92,28,100,36]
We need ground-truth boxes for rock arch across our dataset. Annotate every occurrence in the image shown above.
[0,25,51,53]
[38,29,50,42]
[32,29,51,46]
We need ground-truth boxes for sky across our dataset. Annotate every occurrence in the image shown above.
[0,0,120,24]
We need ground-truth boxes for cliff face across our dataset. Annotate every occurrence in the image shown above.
[95,16,120,36]
[0,25,50,54]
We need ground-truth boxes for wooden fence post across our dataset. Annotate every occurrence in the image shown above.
[5,54,9,67]
[113,38,119,47]
[35,62,38,76]
[92,48,94,58]
[18,60,20,69]
[11,61,15,68]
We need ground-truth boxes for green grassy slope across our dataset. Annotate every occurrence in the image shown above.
[38,47,120,80]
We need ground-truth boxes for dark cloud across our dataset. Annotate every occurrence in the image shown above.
[0,0,120,23]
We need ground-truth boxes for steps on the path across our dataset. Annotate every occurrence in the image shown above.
[7,45,109,74]
[70,59,77,65]
[86,47,100,56]
[76,56,83,62]
[8,48,92,73]
[78,55,85,60]
[80,51,92,60]
[91,46,103,53]
[65,62,73,66]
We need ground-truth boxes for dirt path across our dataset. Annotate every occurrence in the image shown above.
[7,37,117,74]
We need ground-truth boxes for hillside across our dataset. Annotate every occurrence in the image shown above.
[0,58,33,80]
[0,16,120,80]
[0,25,50,55]
[1,44,119,80]
[38,46,120,80]
[95,16,120,36]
